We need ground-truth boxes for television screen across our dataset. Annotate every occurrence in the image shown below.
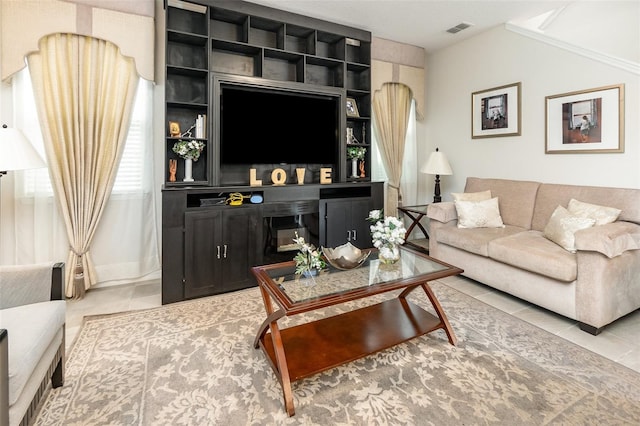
[220,85,339,165]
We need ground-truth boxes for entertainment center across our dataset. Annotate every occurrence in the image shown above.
[162,0,383,303]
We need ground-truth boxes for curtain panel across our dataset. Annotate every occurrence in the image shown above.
[27,34,138,298]
[372,83,414,216]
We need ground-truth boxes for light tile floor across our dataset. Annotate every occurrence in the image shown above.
[65,276,640,373]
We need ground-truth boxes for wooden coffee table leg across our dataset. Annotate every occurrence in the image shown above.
[255,284,296,416]
[420,283,457,346]
[269,321,296,416]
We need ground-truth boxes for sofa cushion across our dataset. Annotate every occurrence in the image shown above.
[452,190,492,202]
[544,205,596,252]
[567,198,621,226]
[434,224,525,257]
[488,231,578,282]
[0,300,66,405]
[531,183,640,231]
[454,197,505,229]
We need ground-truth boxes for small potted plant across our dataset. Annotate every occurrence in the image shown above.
[367,209,406,264]
[347,146,367,178]
[172,139,205,182]
[292,232,326,277]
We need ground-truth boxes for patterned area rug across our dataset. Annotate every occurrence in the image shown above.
[35,282,640,425]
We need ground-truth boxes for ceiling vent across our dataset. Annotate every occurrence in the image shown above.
[446,22,474,34]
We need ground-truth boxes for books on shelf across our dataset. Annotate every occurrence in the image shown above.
[195,114,206,139]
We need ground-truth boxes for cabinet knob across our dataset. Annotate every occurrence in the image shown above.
[347,230,351,241]
[352,229,357,240]
[223,244,228,258]
[217,245,221,259]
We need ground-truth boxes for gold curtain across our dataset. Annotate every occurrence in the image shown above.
[372,83,413,216]
[27,34,138,298]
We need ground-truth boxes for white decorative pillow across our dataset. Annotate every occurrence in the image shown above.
[451,190,492,202]
[544,205,596,252]
[567,198,621,226]
[454,197,505,229]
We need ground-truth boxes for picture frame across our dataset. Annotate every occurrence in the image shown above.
[346,97,360,117]
[471,82,521,138]
[545,84,624,154]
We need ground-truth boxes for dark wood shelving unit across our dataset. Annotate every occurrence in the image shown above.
[162,0,379,303]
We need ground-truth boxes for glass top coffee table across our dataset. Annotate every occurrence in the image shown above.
[251,246,463,416]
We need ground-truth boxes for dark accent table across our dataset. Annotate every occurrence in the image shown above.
[398,204,431,253]
[251,247,463,416]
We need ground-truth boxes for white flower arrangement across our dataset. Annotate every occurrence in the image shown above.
[347,146,367,160]
[367,210,406,252]
[172,139,205,161]
[292,233,326,275]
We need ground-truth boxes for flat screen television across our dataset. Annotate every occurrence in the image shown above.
[219,84,340,165]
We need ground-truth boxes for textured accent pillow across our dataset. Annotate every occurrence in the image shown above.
[451,190,492,202]
[567,198,621,226]
[544,205,596,252]
[454,197,505,229]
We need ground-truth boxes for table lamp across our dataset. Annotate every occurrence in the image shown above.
[0,125,46,231]
[420,147,452,203]
[0,125,46,178]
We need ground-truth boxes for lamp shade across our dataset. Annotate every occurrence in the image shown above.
[0,125,46,172]
[420,148,452,175]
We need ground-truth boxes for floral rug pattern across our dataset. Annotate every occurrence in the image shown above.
[35,282,640,425]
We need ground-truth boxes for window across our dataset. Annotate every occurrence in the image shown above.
[13,68,152,197]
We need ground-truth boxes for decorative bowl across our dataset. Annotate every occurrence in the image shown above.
[322,242,371,270]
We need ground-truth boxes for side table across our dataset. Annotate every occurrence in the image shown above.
[398,204,430,253]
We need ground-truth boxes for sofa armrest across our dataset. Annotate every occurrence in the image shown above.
[0,262,64,309]
[426,202,458,224]
[574,221,640,258]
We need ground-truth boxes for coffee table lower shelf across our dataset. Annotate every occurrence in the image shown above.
[259,297,443,383]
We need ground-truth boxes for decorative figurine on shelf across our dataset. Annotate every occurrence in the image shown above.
[346,127,359,144]
[347,146,366,178]
[169,159,177,182]
[362,122,366,144]
[169,121,181,137]
[172,139,205,182]
[359,160,365,178]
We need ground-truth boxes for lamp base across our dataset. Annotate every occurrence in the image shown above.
[433,174,442,203]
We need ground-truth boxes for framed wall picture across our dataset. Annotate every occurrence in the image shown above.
[545,84,624,154]
[471,82,521,138]
[346,97,360,117]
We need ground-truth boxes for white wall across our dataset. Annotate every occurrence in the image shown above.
[423,25,640,200]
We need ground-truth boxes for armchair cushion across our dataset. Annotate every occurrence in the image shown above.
[0,263,53,309]
[0,301,65,406]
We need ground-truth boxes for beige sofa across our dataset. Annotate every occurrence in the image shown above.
[427,177,640,335]
[1,263,65,426]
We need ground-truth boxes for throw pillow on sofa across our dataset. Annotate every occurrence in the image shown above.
[454,197,505,229]
[544,205,596,252]
[567,198,621,226]
[452,190,492,202]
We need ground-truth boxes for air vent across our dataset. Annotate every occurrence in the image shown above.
[446,22,474,34]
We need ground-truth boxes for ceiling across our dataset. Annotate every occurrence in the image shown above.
[244,0,575,53]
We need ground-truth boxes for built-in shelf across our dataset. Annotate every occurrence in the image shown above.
[165,0,372,186]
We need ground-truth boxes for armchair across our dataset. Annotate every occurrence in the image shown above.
[0,262,65,426]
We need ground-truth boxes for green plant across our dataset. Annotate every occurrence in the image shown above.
[347,146,366,160]
[172,139,205,161]
[292,232,326,275]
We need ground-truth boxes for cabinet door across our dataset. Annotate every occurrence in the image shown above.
[323,198,373,249]
[184,210,224,299]
[349,198,373,248]
[324,199,352,248]
[221,208,259,292]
